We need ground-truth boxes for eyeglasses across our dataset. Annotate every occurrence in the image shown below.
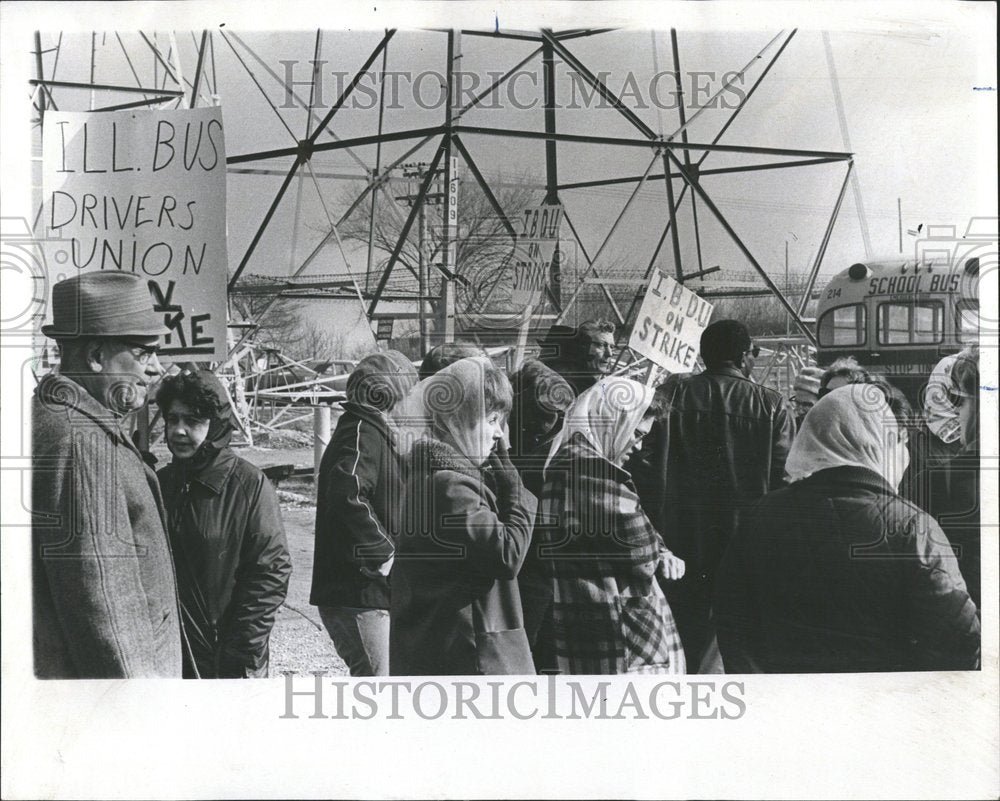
[123,343,160,365]
[748,344,760,358]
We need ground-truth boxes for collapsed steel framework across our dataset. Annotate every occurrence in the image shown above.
[31,25,853,403]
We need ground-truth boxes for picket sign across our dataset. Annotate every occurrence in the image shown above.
[42,107,229,362]
[628,269,714,374]
[511,203,562,307]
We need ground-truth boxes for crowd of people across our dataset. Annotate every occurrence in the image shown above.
[32,271,981,679]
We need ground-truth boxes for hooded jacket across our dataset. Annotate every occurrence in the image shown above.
[390,437,537,676]
[310,351,417,611]
[157,371,291,678]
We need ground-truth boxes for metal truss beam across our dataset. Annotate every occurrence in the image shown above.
[540,28,657,140]
[664,148,817,346]
[451,125,853,160]
[29,78,184,96]
[367,137,448,316]
[308,29,396,146]
[227,125,445,165]
[798,159,853,315]
[461,27,616,43]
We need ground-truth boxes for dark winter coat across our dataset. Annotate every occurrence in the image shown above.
[637,366,794,664]
[159,448,291,678]
[310,401,403,610]
[714,465,980,673]
[915,446,981,610]
[390,438,537,676]
[32,374,183,678]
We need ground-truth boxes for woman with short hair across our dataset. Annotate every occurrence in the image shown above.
[157,369,291,678]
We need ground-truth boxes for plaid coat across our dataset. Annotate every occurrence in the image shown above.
[539,433,686,675]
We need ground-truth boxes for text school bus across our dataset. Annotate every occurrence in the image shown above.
[815,254,980,403]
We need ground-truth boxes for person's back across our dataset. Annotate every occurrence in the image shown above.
[715,384,979,673]
[649,367,790,568]
[638,319,793,672]
[716,467,979,672]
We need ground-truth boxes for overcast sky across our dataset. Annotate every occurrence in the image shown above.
[4,2,997,348]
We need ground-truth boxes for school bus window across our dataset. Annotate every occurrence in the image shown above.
[957,300,979,342]
[818,304,866,347]
[877,301,943,345]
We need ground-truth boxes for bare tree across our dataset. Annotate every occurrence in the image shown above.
[229,290,308,353]
[290,320,372,363]
[334,169,540,325]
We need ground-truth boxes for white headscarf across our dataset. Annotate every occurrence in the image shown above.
[785,384,910,488]
[545,377,655,469]
[390,356,501,463]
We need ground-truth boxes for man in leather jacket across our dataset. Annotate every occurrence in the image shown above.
[637,319,795,673]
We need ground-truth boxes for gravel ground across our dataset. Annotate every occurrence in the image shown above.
[242,447,349,677]
[269,505,348,677]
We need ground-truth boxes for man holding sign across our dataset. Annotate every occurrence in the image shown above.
[638,319,794,674]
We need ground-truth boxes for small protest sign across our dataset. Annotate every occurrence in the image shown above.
[629,269,714,373]
[41,107,228,361]
[511,203,562,306]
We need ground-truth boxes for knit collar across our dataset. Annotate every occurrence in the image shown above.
[412,436,483,480]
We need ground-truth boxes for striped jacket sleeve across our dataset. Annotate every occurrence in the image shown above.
[319,416,395,568]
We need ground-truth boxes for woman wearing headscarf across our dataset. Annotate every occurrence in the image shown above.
[917,351,981,609]
[507,360,576,672]
[390,357,537,676]
[156,369,291,678]
[714,384,980,673]
[310,350,418,676]
[539,377,686,675]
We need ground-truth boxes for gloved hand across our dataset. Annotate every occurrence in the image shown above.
[487,440,524,508]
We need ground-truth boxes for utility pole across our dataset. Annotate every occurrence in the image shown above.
[418,201,428,355]
[440,30,462,344]
[398,161,448,355]
[785,240,790,338]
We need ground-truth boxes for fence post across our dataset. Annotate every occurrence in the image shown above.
[314,404,332,484]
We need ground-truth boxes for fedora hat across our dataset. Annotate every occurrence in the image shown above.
[41,272,169,340]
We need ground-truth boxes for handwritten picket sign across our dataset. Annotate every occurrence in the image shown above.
[511,203,562,307]
[42,107,228,361]
[629,269,715,373]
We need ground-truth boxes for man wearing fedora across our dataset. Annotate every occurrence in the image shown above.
[33,271,183,678]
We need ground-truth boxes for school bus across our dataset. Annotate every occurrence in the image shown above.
[814,254,980,402]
